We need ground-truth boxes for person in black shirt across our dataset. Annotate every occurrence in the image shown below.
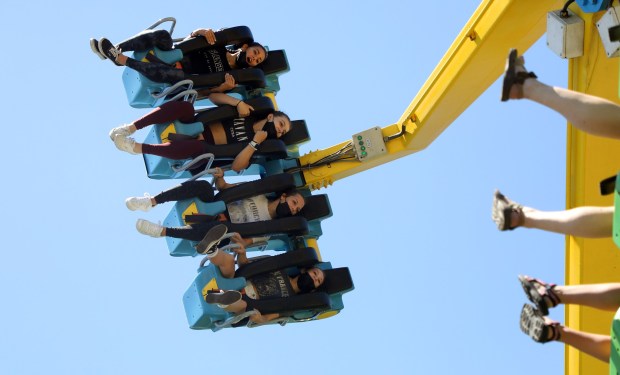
[111,92,292,172]
[201,225,326,324]
[91,28,267,92]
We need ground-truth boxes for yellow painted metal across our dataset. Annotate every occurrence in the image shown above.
[299,0,565,190]
[565,9,620,375]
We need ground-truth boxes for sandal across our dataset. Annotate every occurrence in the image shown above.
[501,49,538,101]
[492,190,524,231]
[518,275,560,316]
[520,304,561,343]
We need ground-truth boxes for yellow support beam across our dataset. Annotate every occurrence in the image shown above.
[299,0,565,190]
[566,9,620,375]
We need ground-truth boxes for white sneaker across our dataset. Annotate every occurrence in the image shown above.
[109,124,135,140]
[136,219,163,238]
[113,134,137,155]
[126,193,154,212]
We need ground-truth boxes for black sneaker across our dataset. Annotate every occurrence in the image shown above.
[205,290,242,306]
[98,38,121,66]
[89,38,106,60]
[195,224,228,255]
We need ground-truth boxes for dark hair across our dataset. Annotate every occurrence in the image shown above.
[272,111,291,124]
[282,188,303,200]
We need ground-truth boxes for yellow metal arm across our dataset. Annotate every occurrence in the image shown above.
[299,0,565,190]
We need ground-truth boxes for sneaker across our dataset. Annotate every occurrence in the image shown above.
[98,38,122,66]
[205,290,242,307]
[136,219,163,238]
[90,38,106,60]
[126,193,154,212]
[109,124,135,140]
[195,224,228,255]
[113,135,137,155]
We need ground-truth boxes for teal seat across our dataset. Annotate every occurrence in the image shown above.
[122,48,185,108]
[183,248,354,330]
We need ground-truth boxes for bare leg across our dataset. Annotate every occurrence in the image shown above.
[520,205,614,238]
[223,298,247,314]
[556,324,611,363]
[555,283,620,311]
[520,75,620,140]
[208,250,236,278]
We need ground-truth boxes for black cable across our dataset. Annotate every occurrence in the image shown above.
[561,0,575,17]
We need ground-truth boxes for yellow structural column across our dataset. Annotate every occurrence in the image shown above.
[565,8,620,375]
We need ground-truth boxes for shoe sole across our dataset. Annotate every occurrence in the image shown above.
[518,275,549,316]
[205,290,242,306]
[196,224,228,254]
[125,197,152,212]
[98,38,122,66]
[501,49,517,102]
[90,38,106,60]
[520,304,545,342]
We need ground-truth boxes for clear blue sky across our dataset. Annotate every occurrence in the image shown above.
[1,1,571,374]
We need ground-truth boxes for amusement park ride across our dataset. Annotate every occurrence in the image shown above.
[119,1,620,373]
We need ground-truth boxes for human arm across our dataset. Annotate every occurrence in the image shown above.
[231,130,267,172]
[230,234,251,265]
[212,167,237,190]
[193,74,237,98]
[189,28,216,44]
[207,92,254,117]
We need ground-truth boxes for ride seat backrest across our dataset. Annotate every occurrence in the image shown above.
[259,50,289,76]
[299,194,332,221]
[224,216,309,239]
[181,69,266,90]
[245,292,331,316]
[319,267,354,295]
[194,96,274,124]
[177,26,254,51]
[235,247,319,278]
[280,120,310,146]
[214,173,295,203]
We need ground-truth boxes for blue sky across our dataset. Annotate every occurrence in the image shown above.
[1,1,573,374]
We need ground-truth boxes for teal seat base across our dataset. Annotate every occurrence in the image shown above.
[164,199,226,257]
[143,121,204,179]
[122,48,184,108]
[183,265,247,330]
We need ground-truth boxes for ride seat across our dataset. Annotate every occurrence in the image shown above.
[122,26,266,108]
[163,173,310,256]
[143,96,284,179]
[183,248,354,330]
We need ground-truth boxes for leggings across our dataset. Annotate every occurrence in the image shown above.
[135,100,214,160]
[133,100,195,130]
[118,29,225,85]
[153,180,215,205]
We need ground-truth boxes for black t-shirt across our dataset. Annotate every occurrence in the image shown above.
[182,46,232,74]
[219,116,255,143]
[249,270,294,299]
